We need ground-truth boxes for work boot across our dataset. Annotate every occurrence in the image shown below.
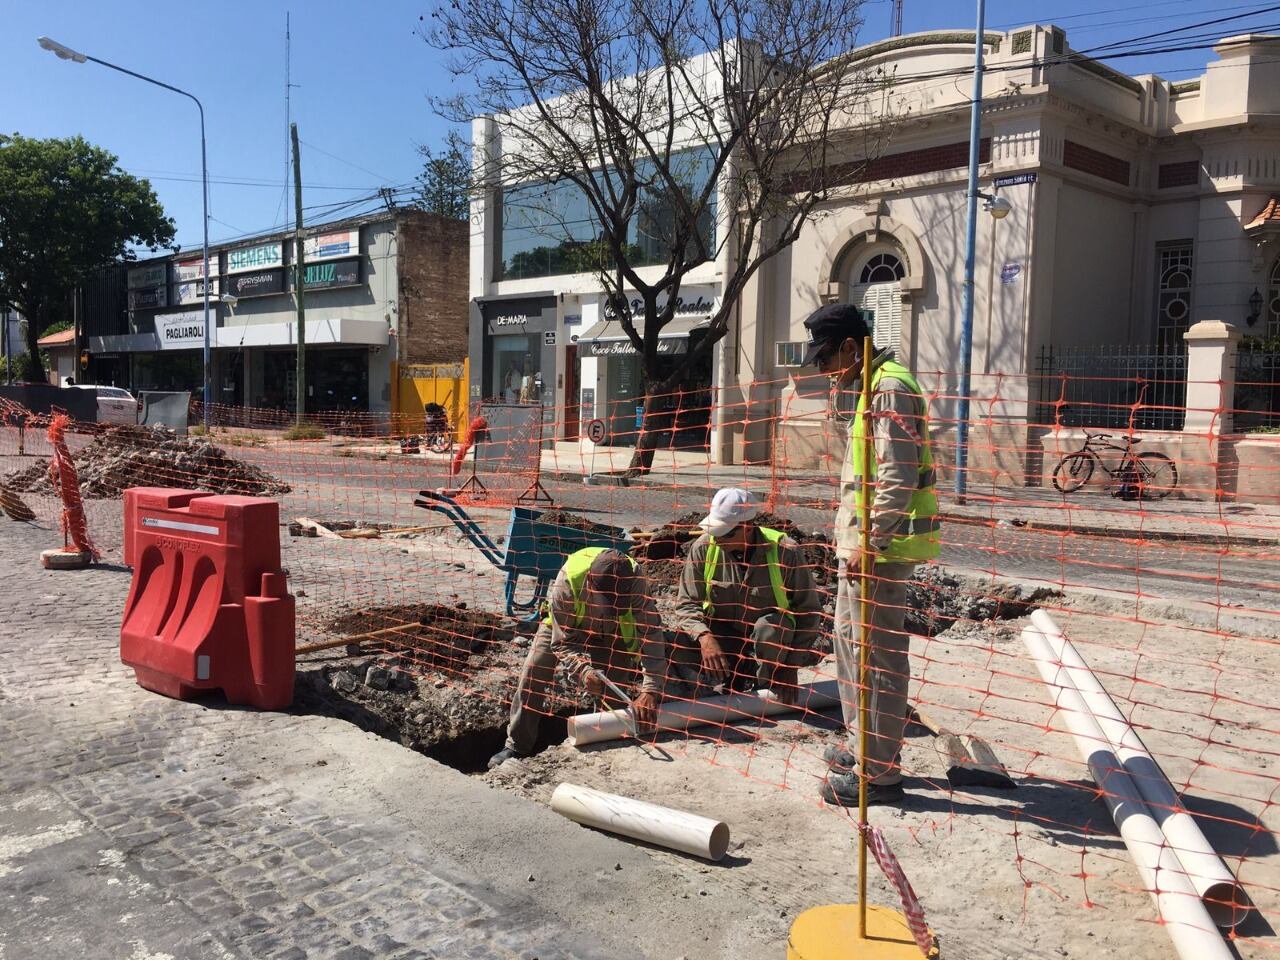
[487,746,528,770]
[820,772,904,807]
[823,744,858,773]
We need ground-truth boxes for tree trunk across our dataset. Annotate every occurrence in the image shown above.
[21,300,46,382]
[626,389,675,476]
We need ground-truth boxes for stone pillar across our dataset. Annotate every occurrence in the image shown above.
[1183,320,1241,435]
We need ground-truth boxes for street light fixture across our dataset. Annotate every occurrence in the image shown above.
[37,36,212,431]
[980,192,1012,220]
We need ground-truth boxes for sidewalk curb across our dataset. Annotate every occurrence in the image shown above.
[939,511,1280,547]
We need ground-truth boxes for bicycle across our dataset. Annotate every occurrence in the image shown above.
[1051,431,1178,500]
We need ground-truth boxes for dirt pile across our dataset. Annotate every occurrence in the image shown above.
[2,425,290,500]
[537,509,624,539]
[326,602,514,674]
[906,566,1058,636]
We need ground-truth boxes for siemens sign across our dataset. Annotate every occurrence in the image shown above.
[226,242,283,274]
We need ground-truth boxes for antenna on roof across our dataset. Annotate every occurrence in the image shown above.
[891,0,904,37]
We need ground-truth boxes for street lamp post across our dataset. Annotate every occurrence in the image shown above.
[37,36,212,431]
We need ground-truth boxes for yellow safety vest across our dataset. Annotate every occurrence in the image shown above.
[851,359,941,564]
[701,527,793,618]
[546,547,640,652]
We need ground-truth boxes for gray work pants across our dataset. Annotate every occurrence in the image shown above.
[504,626,694,754]
[683,612,821,691]
[833,559,915,786]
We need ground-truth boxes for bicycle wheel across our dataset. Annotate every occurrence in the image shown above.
[1052,452,1096,493]
[1134,452,1177,500]
[427,432,453,455]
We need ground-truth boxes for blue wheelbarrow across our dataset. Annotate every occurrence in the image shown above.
[413,490,631,620]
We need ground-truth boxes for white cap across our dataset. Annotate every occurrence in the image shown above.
[699,487,760,539]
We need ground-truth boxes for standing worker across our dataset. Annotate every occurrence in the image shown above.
[673,488,824,702]
[488,548,666,768]
[801,304,940,806]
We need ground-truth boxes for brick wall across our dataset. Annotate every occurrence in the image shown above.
[396,210,470,364]
[812,138,991,192]
[1063,140,1131,187]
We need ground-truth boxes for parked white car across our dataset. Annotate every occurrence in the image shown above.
[71,385,138,426]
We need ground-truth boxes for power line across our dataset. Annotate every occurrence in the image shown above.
[298,138,397,184]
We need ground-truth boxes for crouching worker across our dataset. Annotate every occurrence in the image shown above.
[673,488,824,704]
[488,548,666,768]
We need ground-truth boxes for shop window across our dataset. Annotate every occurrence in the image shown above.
[1155,241,1193,345]
[498,147,718,281]
[491,333,543,402]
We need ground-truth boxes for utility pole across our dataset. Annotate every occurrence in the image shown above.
[954,0,987,501]
[291,122,306,426]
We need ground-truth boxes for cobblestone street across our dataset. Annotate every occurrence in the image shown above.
[0,519,773,960]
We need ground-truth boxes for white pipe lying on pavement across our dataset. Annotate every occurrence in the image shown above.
[565,680,841,747]
[550,782,731,861]
[1029,610,1248,928]
[1022,624,1232,960]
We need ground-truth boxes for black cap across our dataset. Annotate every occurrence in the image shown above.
[800,303,872,366]
[587,550,640,605]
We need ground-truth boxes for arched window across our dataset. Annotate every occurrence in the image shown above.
[849,247,906,353]
[859,252,906,285]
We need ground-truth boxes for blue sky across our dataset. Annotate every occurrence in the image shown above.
[4,1,1267,252]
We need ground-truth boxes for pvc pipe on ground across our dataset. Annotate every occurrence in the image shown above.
[1029,610,1248,928]
[1022,625,1231,960]
[566,680,841,747]
[550,783,731,861]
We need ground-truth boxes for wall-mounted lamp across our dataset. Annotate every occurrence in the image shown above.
[1247,287,1263,326]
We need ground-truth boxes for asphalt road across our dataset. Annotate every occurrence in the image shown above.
[231,446,1280,617]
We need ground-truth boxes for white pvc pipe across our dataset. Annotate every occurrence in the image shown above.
[1029,610,1247,929]
[566,680,841,747]
[1022,625,1232,960]
[550,782,731,861]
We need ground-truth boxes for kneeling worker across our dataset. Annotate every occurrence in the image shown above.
[673,488,824,703]
[489,548,665,768]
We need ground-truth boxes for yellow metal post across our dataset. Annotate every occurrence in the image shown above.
[857,334,874,937]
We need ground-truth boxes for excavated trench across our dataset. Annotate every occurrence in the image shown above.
[297,511,1058,772]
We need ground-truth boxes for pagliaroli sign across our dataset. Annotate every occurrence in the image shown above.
[226,241,283,274]
[154,311,207,350]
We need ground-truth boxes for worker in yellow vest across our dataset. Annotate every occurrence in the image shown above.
[489,548,668,768]
[673,488,824,703]
[802,303,940,807]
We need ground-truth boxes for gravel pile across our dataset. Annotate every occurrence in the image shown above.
[2,425,291,500]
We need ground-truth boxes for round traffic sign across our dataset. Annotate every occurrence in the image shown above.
[586,418,607,443]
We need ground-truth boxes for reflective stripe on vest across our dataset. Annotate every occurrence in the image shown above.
[701,527,793,618]
[850,359,941,564]
[546,547,639,652]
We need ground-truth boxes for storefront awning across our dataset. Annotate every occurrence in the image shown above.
[575,314,710,357]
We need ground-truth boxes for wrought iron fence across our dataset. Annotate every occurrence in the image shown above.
[1034,344,1187,431]
[1234,341,1280,432]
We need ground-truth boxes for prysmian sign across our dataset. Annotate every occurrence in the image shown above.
[226,241,283,274]
[226,268,286,298]
[155,311,207,351]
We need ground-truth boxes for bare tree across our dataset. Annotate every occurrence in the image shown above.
[426,0,888,471]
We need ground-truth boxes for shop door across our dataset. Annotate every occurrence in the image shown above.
[563,344,579,439]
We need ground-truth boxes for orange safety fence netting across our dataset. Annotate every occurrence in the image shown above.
[0,366,1277,959]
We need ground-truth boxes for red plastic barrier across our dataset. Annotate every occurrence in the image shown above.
[119,488,295,710]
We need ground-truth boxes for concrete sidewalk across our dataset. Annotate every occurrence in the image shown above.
[0,521,781,960]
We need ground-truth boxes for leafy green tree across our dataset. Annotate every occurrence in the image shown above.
[414,134,471,221]
[0,134,175,378]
